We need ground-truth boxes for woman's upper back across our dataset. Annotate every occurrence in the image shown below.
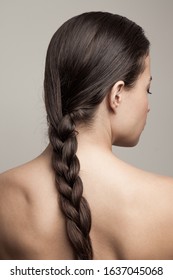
[79,145,173,259]
[0,146,173,260]
[0,149,74,259]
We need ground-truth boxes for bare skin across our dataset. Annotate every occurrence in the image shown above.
[0,56,173,259]
[0,144,173,260]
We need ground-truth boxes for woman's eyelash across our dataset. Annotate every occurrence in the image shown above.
[147,88,152,94]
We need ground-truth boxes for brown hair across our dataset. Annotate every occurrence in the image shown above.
[44,11,150,259]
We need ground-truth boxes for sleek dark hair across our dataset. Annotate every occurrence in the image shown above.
[44,11,150,259]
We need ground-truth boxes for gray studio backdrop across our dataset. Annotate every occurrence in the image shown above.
[0,0,173,176]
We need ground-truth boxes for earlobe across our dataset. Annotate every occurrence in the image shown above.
[108,81,125,112]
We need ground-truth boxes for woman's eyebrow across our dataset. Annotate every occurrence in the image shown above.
[149,76,152,82]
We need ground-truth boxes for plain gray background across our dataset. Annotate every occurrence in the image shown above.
[0,0,173,176]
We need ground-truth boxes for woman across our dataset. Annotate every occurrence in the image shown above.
[0,11,173,260]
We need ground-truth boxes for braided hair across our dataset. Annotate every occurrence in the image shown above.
[44,11,150,259]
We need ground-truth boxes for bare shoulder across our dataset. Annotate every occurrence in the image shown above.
[0,166,31,217]
[0,160,41,206]
[0,157,72,260]
[125,160,173,212]
[111,159,173,259]
[0,160,45,259]
[80,151,173,259]
[0,166,32,259]
[85,151,173,259]
[114,157,173,202]
[130,164,173,208]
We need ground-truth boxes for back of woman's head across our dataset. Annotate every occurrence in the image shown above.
[44,11,150,259]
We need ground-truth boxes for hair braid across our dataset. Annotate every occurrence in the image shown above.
[49,114,93,259]
[44,11,150,260]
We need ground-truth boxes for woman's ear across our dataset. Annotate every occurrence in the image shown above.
[108,81,125,112]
